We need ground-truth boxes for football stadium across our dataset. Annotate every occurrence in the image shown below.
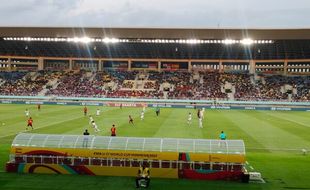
[0,3,310,190]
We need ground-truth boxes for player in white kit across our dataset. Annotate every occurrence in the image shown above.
[140,111,145,121]
[199,117,203,128]
[25,109,30,117]
[91,121,100,133]
[201,107,205,119]
[96,109,100,116]
[187,113,192,125]
[89,115,94,124]
[142,106,146,112]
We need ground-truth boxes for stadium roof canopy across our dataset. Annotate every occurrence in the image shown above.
[1,27,310,59]
[1,27,310,39]
[12,133,245,155]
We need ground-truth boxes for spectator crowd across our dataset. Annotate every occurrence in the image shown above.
[0,70,309,101]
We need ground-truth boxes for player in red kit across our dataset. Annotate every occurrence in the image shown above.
[111,124,116,136]
[83,106,88,116]
[27,117,34,130]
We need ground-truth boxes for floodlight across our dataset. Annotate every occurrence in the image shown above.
[110,38,119,43]
[80,37,91,43]
[223,39,234,44]
[102,38,108,43]
[192,39,198,44]
[241,38,254,45]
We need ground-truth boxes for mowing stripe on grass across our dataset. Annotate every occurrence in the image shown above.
[228,110,310,150]
[263,111,310,128]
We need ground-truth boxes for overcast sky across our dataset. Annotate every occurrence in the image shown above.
[1,0,310,28]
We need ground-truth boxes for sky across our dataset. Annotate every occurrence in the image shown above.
[1,0,310,28]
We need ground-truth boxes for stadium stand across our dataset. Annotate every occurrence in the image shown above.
[0,70,309,101]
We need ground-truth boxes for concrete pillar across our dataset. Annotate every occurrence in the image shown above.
[8,57,12,71]
[249,60,255,74]
[98,60,102,71]
[38,57,44,70]
[188,61,192,71]
[284,59,288,76]
[69,59,73,70]
[219,60,223,73]
[128,60,132,71]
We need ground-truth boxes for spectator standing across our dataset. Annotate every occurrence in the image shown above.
[83,129,90,147]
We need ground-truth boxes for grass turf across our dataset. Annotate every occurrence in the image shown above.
[0,104,309,190]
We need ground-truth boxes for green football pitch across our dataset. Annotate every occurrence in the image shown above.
[0,104,309,190]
